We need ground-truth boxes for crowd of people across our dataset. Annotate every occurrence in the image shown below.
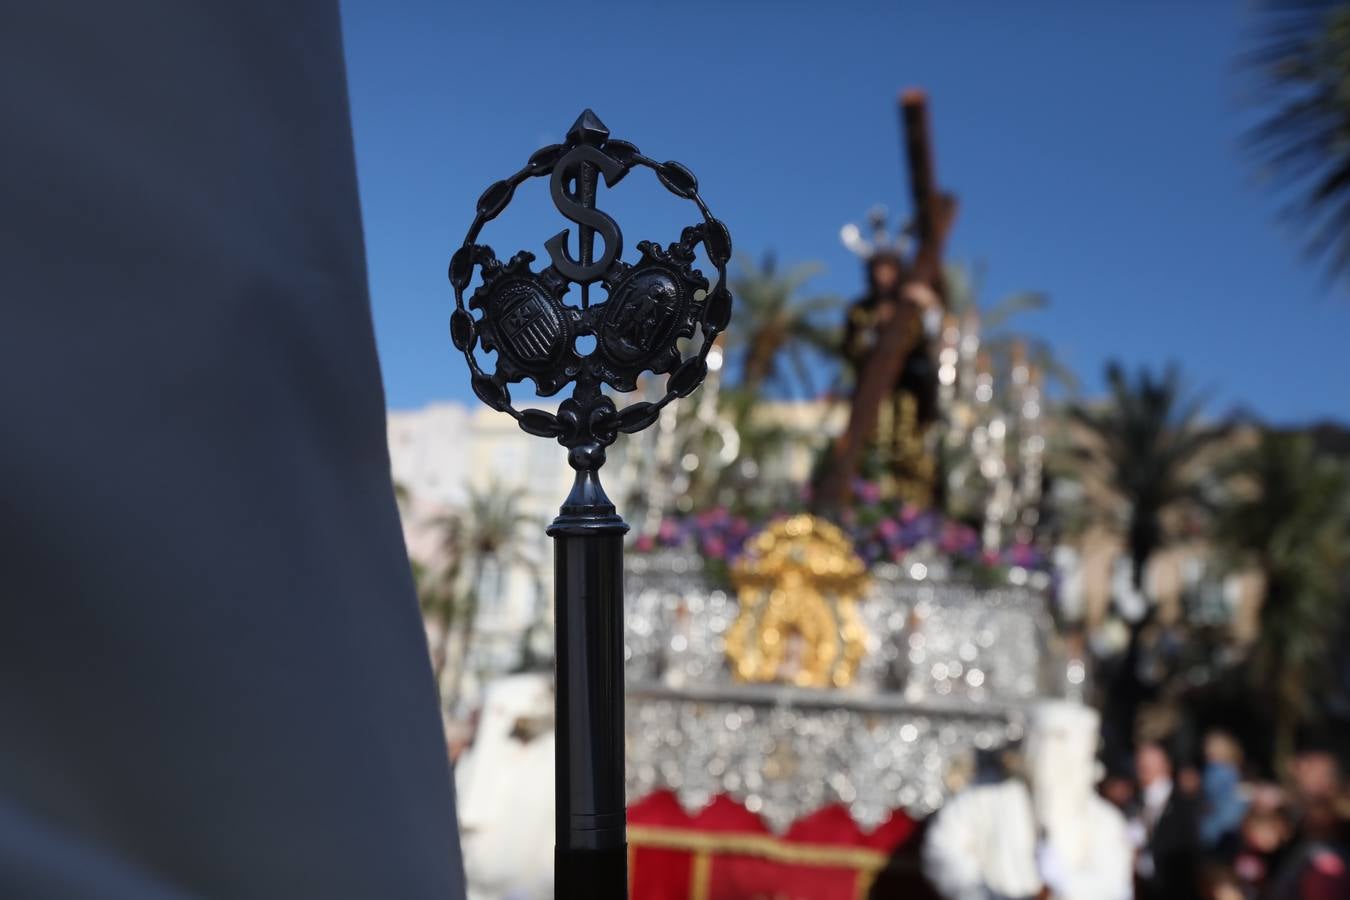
[1100,734,1350,900]
[924,706,1350,900]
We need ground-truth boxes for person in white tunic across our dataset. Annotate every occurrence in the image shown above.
[923,701,1133,900]
[456,674,556,900]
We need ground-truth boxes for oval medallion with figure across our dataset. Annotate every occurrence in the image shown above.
[593,238,708,390]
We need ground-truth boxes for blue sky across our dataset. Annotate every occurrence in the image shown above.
[341,1,1350,425]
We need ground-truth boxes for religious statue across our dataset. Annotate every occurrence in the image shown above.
[840,210,943,507]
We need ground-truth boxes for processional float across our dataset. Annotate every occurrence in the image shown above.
[612,91,1062,899]
[447,110,731,897]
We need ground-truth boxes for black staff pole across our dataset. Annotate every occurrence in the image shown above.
[549,442,628,895]
[446,110,734,898]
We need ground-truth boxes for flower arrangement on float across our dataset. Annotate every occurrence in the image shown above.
[633,479,1048,587]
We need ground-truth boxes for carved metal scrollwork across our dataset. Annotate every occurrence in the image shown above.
[448,110,733,473]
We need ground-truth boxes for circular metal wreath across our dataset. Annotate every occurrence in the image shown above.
[447,111,732,456]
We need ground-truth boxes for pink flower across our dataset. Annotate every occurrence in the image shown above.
[635,534,655,553]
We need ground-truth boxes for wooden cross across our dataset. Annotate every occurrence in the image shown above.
[813,89,958,512]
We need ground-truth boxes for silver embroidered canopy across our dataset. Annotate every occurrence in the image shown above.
[623,550,1062,833]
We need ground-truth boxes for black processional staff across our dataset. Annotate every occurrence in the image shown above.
[447,110,733,897]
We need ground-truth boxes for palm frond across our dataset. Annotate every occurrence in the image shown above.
[981,291,1049,330]
[1244,0,1350,282]
[1068,361,1235,585]
[1213,429,1350,740]
[725,253,840,397]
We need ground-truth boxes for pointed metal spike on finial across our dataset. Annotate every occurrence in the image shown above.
[567,109,610,147]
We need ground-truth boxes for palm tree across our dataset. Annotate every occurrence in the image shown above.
[1245,0,1350,280]
[726,254,841,400]
[1069,363,1233,762]
[447,480,538,709]
[1068,362,1231,589]
[395,481,467,689]
[673,254,841,514]
[1214,430,1350,768]
[421,511,466,689]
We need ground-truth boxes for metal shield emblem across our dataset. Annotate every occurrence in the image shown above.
[469,250,575,395]
[591,238,709,391]
[600,269,680,364]
[497,282,564,367]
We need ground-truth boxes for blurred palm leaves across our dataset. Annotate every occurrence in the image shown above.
[1246,0,1350,282]
[418,510,466,685]
[1214,431,1350,764]
[679,254,843,513]
[446,480,538,708]
[726,254,841,400]
[1068,363,1231,589]
[407,480,539,710]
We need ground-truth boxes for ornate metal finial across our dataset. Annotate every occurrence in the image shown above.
[448,110,732,516]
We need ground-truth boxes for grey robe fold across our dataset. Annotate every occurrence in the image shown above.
[0,1,465,896]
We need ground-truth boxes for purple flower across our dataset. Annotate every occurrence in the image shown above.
[695,509,722,527]
[856,480,882,505]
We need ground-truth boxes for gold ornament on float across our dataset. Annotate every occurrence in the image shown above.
[725,515,871,689]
